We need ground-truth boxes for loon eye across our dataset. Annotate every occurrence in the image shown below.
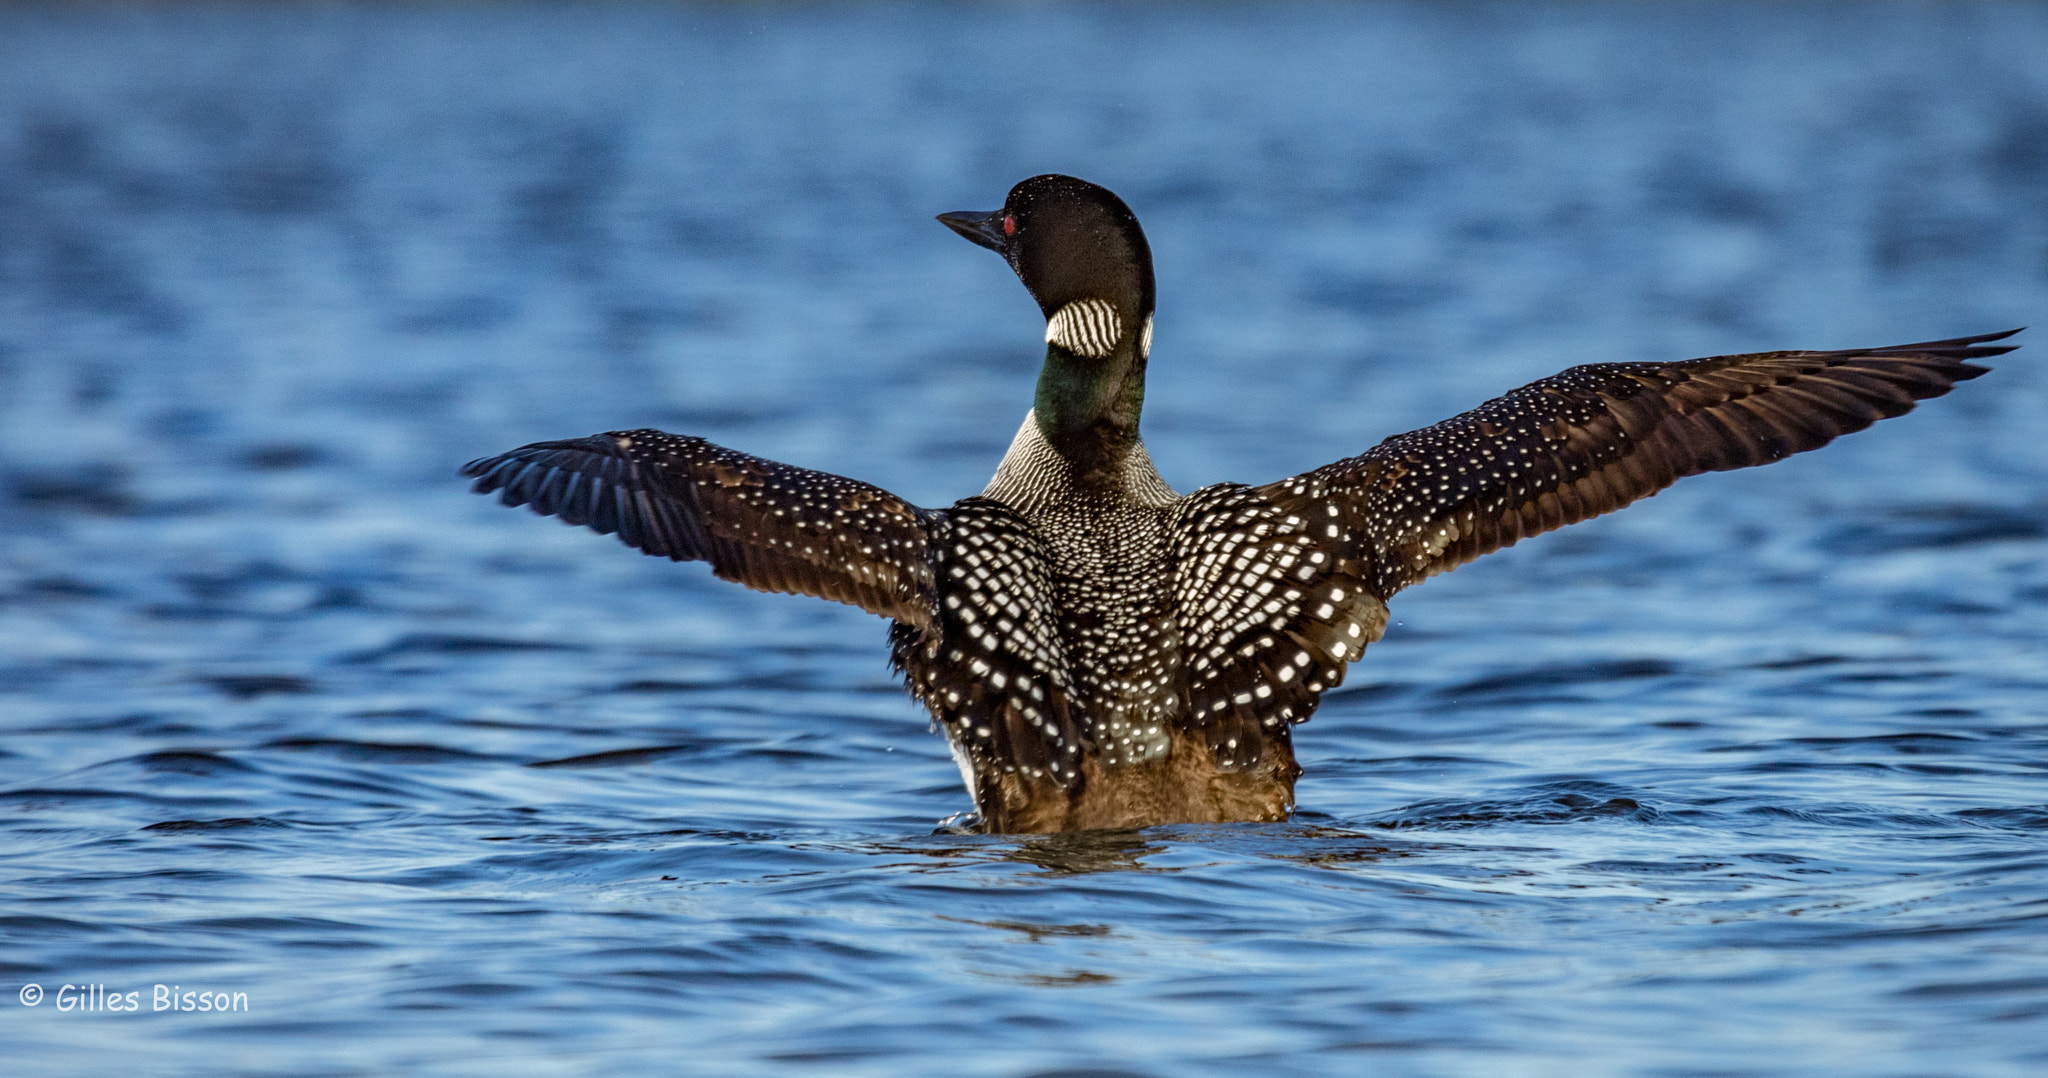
[1003,214,1016,236]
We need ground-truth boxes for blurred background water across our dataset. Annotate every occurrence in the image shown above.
[1,2,2045,1075]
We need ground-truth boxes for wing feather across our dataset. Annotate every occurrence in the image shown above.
[464,429,936,627]
[1298,329,2016,598]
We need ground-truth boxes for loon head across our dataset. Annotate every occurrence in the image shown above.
[940,175,1157,474]
[939,173,1155,345]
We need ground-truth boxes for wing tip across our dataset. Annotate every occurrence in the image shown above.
[1866,326,2023,362]
[460,434,627,493]
[462,454,520,497]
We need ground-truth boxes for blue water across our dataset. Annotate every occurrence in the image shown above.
[2,3,2046,1074]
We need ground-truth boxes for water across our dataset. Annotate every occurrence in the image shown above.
[2,3,2045,1074]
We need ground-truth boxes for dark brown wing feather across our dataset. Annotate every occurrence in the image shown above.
[1304,329,2018,599]
[463,429,936,627]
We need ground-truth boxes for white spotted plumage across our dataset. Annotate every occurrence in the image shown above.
[467,323,2006,794]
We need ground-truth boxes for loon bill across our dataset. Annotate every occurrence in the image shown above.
[464,173,2018,834]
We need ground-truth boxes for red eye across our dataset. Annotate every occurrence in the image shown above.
[1002,214,1016,236]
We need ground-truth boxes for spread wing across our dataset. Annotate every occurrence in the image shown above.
[1308,329,2017,599]
[1164,328,2016,766]
[463,429,936,628]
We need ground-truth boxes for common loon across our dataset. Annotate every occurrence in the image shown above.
[464,174,2016,833]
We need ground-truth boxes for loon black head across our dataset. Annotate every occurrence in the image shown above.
[940,175,1157,481]
[938,174,1155,329]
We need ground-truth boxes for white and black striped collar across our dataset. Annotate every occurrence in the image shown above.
[1045,300,1151,360]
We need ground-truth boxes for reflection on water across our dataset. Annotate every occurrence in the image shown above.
[2,3,2046,1076]
[1006,831,1161,876]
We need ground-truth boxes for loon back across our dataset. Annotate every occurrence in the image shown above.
[465,173,2016,833]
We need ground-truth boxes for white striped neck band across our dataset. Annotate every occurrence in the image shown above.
[1045,298,1122,358]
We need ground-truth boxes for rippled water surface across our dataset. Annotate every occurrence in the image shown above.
[3,3,2046,1075]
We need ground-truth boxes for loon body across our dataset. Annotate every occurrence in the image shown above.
[465,174,2016,833]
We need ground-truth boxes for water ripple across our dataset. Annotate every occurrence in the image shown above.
[1,4,2045,1077]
